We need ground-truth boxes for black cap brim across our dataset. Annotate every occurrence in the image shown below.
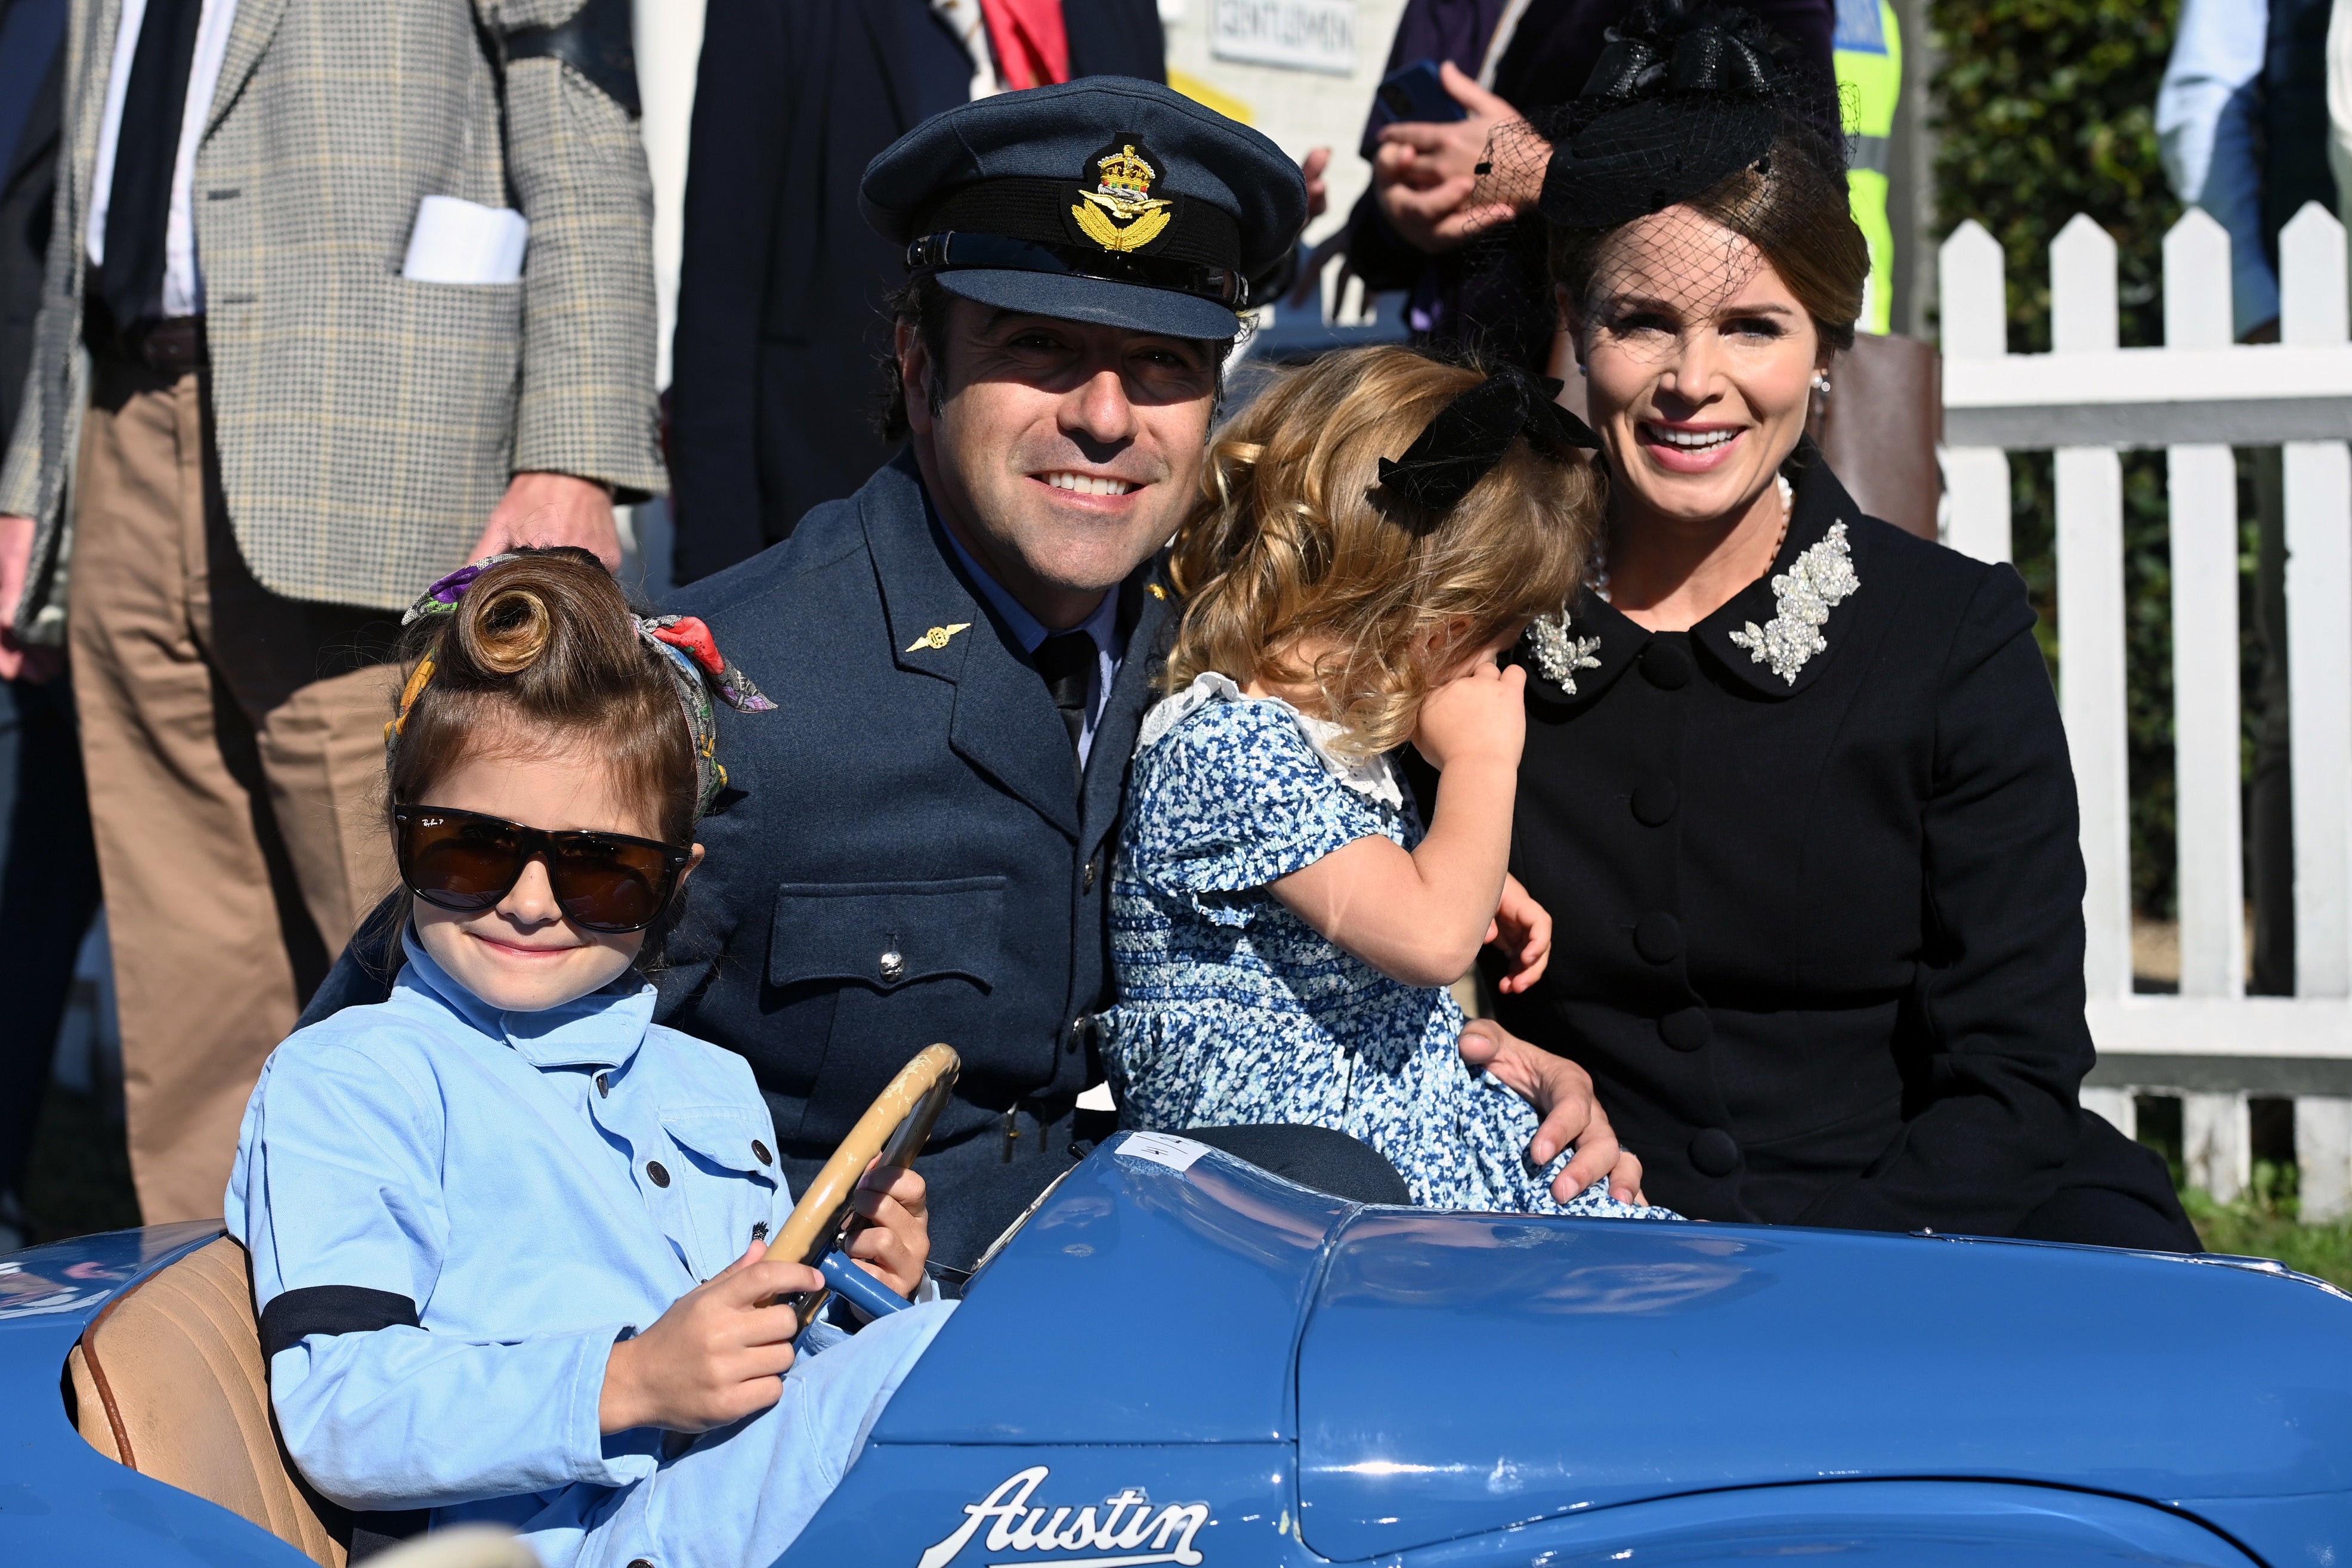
[934,268,1244,343]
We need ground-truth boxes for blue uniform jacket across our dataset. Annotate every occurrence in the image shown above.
[660,451,1170,1261]
[227,935,790,1529]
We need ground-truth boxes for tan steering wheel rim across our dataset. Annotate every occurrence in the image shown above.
[765,1043,960,1318]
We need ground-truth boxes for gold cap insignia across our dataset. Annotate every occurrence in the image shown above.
[1073,138,1172,254]
[907,623,972,653]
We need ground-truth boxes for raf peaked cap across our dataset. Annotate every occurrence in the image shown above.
[861,77,1310,341]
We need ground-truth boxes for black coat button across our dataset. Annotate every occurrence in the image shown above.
[1689,1129,1741,1176]
[644,1161,670,1188]
[751,1140,772,1166]
[1659,1007,1711,1051]
[1631,777,1679,825]
[1633,911,1684,964]
[1640,639,1693,689]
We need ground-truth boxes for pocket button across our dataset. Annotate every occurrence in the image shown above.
[879,950,905,984]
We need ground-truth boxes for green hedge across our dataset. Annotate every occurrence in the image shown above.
[1930,0,2196,920]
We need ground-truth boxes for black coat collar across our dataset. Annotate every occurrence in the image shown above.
[1522,441,1870,707]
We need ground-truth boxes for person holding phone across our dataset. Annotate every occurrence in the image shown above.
[1310,0,1835,372]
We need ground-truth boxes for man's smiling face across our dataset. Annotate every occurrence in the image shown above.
[900,299,1219,629]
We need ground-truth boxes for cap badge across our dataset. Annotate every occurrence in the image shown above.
[907,623,972,653]
[1073,140,1172,253]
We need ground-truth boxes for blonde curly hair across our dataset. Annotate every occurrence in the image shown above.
[1166,347,1603,756]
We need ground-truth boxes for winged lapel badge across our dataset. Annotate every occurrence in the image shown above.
[1073,140,1172,254]
[907,623,972,653]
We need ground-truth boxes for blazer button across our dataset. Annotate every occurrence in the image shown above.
[1083,856,1099,893]
[1689,1129,1740,1177]
[1633,911,1684,964]
[879,950,905,983]
[1640,640,1693,689]
[644,1161,671,1188]
[752,1139,772,1166]
[1659,1007,1711,1051]
[1630,777,1679,826]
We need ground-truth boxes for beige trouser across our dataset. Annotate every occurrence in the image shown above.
[70,353,401,1223]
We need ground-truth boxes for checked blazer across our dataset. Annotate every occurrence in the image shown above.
[0,0,666,618]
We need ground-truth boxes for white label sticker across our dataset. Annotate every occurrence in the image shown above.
[1210,0,1356,75]
[1117,1131,1210,1172]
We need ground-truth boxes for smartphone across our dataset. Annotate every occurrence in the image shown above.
[1376,59,1468,125]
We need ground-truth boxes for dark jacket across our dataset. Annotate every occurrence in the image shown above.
[659,450,1169,1262]
[665,0,1166,584]
[1488,447,2184,1241]
[1342,0,1834,370]
[0,0,64,443]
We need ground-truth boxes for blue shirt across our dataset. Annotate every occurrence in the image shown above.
[937,503,1122,766]
[2160,0,2278,335]
[227,935,790,1536]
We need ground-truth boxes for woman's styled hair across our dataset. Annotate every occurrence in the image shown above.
[1166,347,1602,756]
[387,549,698,848]
[1547,135,1869,355]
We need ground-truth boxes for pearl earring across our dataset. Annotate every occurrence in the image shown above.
[1811,370,1831,394]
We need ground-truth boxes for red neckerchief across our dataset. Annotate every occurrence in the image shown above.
[977,0,1070,89]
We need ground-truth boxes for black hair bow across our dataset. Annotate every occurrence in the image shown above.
[1374,364,1603,517]
[1581,0,1778,104]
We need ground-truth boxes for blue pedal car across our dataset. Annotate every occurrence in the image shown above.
[2,1127,2348,1566]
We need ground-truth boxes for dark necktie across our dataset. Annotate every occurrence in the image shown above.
[1034,630,1095,768]
[98,0,205,330]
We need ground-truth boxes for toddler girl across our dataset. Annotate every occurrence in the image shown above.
[225,549,948,1568]
[1105,348,1676,1218]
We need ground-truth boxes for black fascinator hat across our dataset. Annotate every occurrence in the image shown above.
[1512,0,1842,233]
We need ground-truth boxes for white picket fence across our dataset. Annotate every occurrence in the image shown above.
[1937,203,2352,1217]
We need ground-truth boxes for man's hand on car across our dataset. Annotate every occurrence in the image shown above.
[1458,1017,1647,1204]
[466,472,623,573]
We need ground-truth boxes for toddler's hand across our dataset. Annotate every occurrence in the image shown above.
[598,1243,818,1434]
[1412,655,1526,775]
[1485,874,1551,994]
[845,1162,931,1300]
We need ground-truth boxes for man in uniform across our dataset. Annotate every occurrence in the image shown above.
[659,78,1642,1272]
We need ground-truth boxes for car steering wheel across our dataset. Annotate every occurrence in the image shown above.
[764,1043,960,1329]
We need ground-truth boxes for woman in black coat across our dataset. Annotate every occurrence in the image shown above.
[1486,1,2195,1248]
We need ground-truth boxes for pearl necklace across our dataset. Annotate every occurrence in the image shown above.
[1587,474,1794,604]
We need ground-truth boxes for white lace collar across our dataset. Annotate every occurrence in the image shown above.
[1138,672,1407,811]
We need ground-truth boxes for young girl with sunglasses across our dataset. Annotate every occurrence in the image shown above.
[225,549,950,1567]
[1105,348,1677,1220]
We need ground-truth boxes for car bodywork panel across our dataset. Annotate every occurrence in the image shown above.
[1296,1211,2352,1558]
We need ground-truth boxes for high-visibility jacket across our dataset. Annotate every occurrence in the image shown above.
[1835,0,1900,335]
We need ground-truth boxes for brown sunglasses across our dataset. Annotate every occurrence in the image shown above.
[392,805,691,934]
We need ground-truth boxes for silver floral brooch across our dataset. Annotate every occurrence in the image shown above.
[1526,605,1602,694]
[1728,521,1859,685]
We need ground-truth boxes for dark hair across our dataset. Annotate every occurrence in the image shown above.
[1547,132,1868,355]
[387,548,697,849]
[873,274,1240,441]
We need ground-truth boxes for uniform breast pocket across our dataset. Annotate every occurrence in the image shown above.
[768,877,1004,1143]
[660,1107,783,1279]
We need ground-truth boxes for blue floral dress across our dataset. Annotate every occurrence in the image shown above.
[1104,673,1678,1219]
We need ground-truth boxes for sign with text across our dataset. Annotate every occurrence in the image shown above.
[1210,0,1355,76]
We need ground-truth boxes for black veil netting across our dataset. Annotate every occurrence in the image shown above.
[1458,0,1853,346]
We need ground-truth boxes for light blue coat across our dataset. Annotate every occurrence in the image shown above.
[225,935,951,1568]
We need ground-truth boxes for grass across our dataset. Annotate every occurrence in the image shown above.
[2182,1161,2352,1287]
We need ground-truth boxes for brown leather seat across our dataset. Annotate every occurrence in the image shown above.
[66,1236,347,1566]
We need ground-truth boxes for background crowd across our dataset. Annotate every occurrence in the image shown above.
[1,0,2350,1265]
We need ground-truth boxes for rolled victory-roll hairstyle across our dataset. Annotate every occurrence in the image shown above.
[385,548,700,851]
